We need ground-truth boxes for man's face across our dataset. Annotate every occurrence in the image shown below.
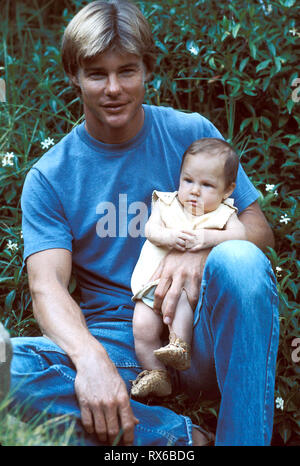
[71,49,149,143]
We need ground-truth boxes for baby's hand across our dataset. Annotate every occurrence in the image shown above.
[170,230,196,251]
[185,229,207,251]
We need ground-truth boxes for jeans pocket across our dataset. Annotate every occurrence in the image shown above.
[90,327,140,368]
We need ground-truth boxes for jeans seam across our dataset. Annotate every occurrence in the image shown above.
[28,348,47,371]
[262,272,279,445]
[183,415,194,446]
[193,282,206,328]
[135,424,177,446]
[52,365,75,382]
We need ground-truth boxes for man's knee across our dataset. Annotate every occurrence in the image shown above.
[206,240,270,278]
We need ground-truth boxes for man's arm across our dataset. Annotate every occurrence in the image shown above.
[27,248,138,445]
[152,201,274,324]
[238,200,275,250]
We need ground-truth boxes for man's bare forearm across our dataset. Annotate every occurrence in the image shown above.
[30,280,108,368]
[238,201,275,251]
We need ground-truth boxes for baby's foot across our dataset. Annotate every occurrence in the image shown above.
[154,332,191,371]
[131,369,172,398]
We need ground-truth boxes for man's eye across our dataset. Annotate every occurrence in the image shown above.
[89,72,105,78]
[120,69,135,76]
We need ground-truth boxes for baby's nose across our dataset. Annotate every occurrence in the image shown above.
[191,185,201,195]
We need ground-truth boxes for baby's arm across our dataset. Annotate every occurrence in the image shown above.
[145,202,194,251]
[186,213,247,252]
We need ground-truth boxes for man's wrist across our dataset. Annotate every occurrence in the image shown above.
[71,334,109,370]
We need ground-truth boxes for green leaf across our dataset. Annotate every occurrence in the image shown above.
[5,289,16,312]
[256,59,271,72]
[239,57,249,72]
[232,24,240,38]
[249,42,257,59]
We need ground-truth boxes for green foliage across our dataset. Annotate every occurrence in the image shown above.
[0,394,77,446]
[0,0,299,445]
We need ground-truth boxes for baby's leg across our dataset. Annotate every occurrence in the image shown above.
[132,301,172,398]
[154,290,193,371]
[132,300,165,371]
[169,289,194,346]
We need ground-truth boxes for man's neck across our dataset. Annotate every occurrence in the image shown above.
[84,107,145,145]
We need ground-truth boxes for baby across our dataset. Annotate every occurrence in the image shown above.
[130,138,246,398]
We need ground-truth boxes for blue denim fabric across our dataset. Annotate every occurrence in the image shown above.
[10,240,279,446]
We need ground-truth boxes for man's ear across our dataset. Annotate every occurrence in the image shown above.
[67,73,80,88]
[223,182,236,200]
[142,65,152,84]
[145,70,152,83]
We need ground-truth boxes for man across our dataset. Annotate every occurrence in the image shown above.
[11,0,279,446]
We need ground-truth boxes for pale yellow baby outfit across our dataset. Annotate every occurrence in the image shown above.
[131,190,237,307]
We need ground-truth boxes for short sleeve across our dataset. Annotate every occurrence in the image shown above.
[21,168,73,262]
[232,164,259,213]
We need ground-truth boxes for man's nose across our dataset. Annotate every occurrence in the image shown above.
[105,73,121,96]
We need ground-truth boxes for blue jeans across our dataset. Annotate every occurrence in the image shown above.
[10,241,279,446]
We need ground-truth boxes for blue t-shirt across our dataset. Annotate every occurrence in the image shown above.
[21,104,258,323]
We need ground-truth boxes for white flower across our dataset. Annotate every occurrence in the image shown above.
[189,46,199,56]
[20,230,23,239]
[7,240,18,252]
[275,266,282,277]
[265,184,275,191]
[289,28,300,37]
[186,40,200,56]
[41,137,55,150]
[265,184,278,197]
[275,396,284,411]
[1,152,15,167]
[279,214,291,224]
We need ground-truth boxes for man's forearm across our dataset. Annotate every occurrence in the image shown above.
[31,281,108,368]
[239,202,275,251]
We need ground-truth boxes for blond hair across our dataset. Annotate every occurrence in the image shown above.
[61,0,156,91]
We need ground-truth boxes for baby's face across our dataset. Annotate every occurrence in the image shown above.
[178,152,234,216]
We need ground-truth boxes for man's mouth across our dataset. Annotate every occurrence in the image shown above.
[102,102,127,112]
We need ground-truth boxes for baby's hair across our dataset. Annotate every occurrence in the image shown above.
[180,138,239,188]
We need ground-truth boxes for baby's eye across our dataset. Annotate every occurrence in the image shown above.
[203,182,214,188]
[184,177,192,183]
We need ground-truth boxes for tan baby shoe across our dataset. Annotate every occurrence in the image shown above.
[153,332,191,371]
[131,369,172,398]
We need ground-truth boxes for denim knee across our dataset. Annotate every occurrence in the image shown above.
[205,240,275,290]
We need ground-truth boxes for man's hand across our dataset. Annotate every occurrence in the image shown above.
[151,248,211,325]
[74,349,139,446]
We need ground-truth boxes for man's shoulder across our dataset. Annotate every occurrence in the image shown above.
[147,104,221,137]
